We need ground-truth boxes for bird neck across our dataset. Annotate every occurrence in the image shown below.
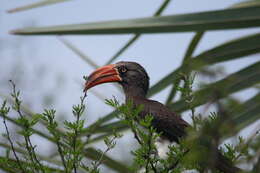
[123,85,147,101]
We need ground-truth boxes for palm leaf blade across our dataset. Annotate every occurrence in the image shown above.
[11,6,260,35]
[7,0,71,13]
[148,33,260,96]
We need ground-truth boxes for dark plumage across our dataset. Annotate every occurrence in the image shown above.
[131,96,189,142]
[84,61,241,173]
[114,61,189,142]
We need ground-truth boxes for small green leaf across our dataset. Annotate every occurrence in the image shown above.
[30,114,42,126]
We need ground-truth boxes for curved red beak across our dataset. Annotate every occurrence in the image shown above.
[84,64,122,92]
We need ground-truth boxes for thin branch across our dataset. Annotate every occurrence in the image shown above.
[72,92,87,173]
[95,147,110,169]
[1,101,26,173]
[0,142,63,166]
[94,135,117,169]
[146,127,157,173]
[56,139,68,172]
[1,82,129,173]
[0,92,66,136]
[0,112,54,142]
[0,98,128,173]
[165,149,190,172]
[132,128,143,145]
[0,156,64,173]
[9,80,45,173]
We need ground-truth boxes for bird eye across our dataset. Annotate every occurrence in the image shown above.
[119,66,127,73]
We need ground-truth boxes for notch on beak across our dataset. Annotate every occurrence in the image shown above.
[84,64,121,92]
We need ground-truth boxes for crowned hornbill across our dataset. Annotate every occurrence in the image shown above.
[84,61,240,173]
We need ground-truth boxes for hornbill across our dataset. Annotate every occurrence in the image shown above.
[84,61,240,173]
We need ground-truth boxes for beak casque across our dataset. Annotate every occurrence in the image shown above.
[84,64,121,92]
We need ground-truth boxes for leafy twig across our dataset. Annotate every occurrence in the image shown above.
[72,92,87,173]
[146,126,158,173]
[9,80,45,173]
[42,109,68,172]
[88,133,122,172]
[106,98,160,172]
[1,100,26,173]
[166,149,189,172]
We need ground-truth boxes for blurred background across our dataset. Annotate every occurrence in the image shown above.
[1,0,260,172]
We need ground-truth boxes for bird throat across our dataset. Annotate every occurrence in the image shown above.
[122,84,147,101]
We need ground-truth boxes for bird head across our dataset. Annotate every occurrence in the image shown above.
[84,61,150,97]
